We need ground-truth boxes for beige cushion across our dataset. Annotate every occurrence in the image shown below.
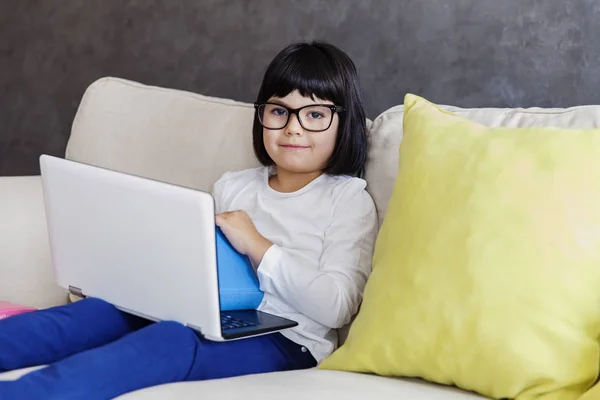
[0,176,67,309]
[116,369,488,400]
[66,77,262,193]
[365,103,600,227]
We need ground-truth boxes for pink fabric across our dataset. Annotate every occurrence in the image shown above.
[0,302,36,320]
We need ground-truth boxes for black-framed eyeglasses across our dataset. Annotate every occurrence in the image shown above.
[254,102,345,132]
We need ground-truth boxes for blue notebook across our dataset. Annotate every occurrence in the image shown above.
[215,227,264,311]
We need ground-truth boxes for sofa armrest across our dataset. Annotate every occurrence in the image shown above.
[0,176,68,308]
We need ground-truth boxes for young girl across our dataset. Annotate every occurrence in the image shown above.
[0,41,378,399]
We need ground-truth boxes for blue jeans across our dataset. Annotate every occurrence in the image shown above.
[0,298,316,399]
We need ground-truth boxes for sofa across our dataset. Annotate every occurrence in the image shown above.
[2,77,600,399]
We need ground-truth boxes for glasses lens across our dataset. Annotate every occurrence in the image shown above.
[298,106,333,132]
[258,104,288,129]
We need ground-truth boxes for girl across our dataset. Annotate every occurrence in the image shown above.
[0,41,378,399]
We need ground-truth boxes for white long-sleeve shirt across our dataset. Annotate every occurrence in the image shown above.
[212,167,378,363]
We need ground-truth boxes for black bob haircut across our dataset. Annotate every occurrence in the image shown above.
[252,41,368,178]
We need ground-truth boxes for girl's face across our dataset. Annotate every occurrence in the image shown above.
[262,90,339,176]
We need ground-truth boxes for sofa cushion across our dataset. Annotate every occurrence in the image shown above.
[115,369,489,400]
[323,94,600,399]
[0,176,67,309]
[366,102,600,227]
[66,77,262,193]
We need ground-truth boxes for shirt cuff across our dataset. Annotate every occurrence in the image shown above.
[257,244,283,292]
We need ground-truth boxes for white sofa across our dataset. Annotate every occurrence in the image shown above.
[3,77,600,399]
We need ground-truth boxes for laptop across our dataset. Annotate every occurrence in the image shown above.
[38,155,297,341]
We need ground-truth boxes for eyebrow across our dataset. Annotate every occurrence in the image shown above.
[266,99,292,107]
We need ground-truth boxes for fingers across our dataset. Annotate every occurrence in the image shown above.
[216,211,244,219]
[215,210,249,227]
[215,211,235,225]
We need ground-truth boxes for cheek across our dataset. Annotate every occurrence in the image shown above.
[263,130,278,149]
[308,134,337,167]
[314,126,338,156]
[321,136,337,156]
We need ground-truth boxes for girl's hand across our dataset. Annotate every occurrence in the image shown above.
[215,210,273,269]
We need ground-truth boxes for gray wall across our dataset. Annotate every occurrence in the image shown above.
[2,0,600,176]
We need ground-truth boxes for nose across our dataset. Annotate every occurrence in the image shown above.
[284,112,303,136]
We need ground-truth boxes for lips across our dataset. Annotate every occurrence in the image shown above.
[280,144,309,149]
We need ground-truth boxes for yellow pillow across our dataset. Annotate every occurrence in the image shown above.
[320,94,600,400]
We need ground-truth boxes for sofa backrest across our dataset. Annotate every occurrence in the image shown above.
[366,103,600,227]
[68,77,600,228]
[66,77,262,195]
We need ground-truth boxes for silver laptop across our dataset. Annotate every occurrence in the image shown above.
[39,155,297,341]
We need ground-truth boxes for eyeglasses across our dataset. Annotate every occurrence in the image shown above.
[254,102,345,132]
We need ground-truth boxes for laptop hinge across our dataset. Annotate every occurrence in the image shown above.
[68,285,84,298]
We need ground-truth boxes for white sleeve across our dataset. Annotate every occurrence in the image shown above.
[211,173,231,214]
[256,188,378,329]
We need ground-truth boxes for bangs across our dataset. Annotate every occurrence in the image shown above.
[257,44,346,105]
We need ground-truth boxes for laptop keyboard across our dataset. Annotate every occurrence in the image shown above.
[221,314,256,331]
